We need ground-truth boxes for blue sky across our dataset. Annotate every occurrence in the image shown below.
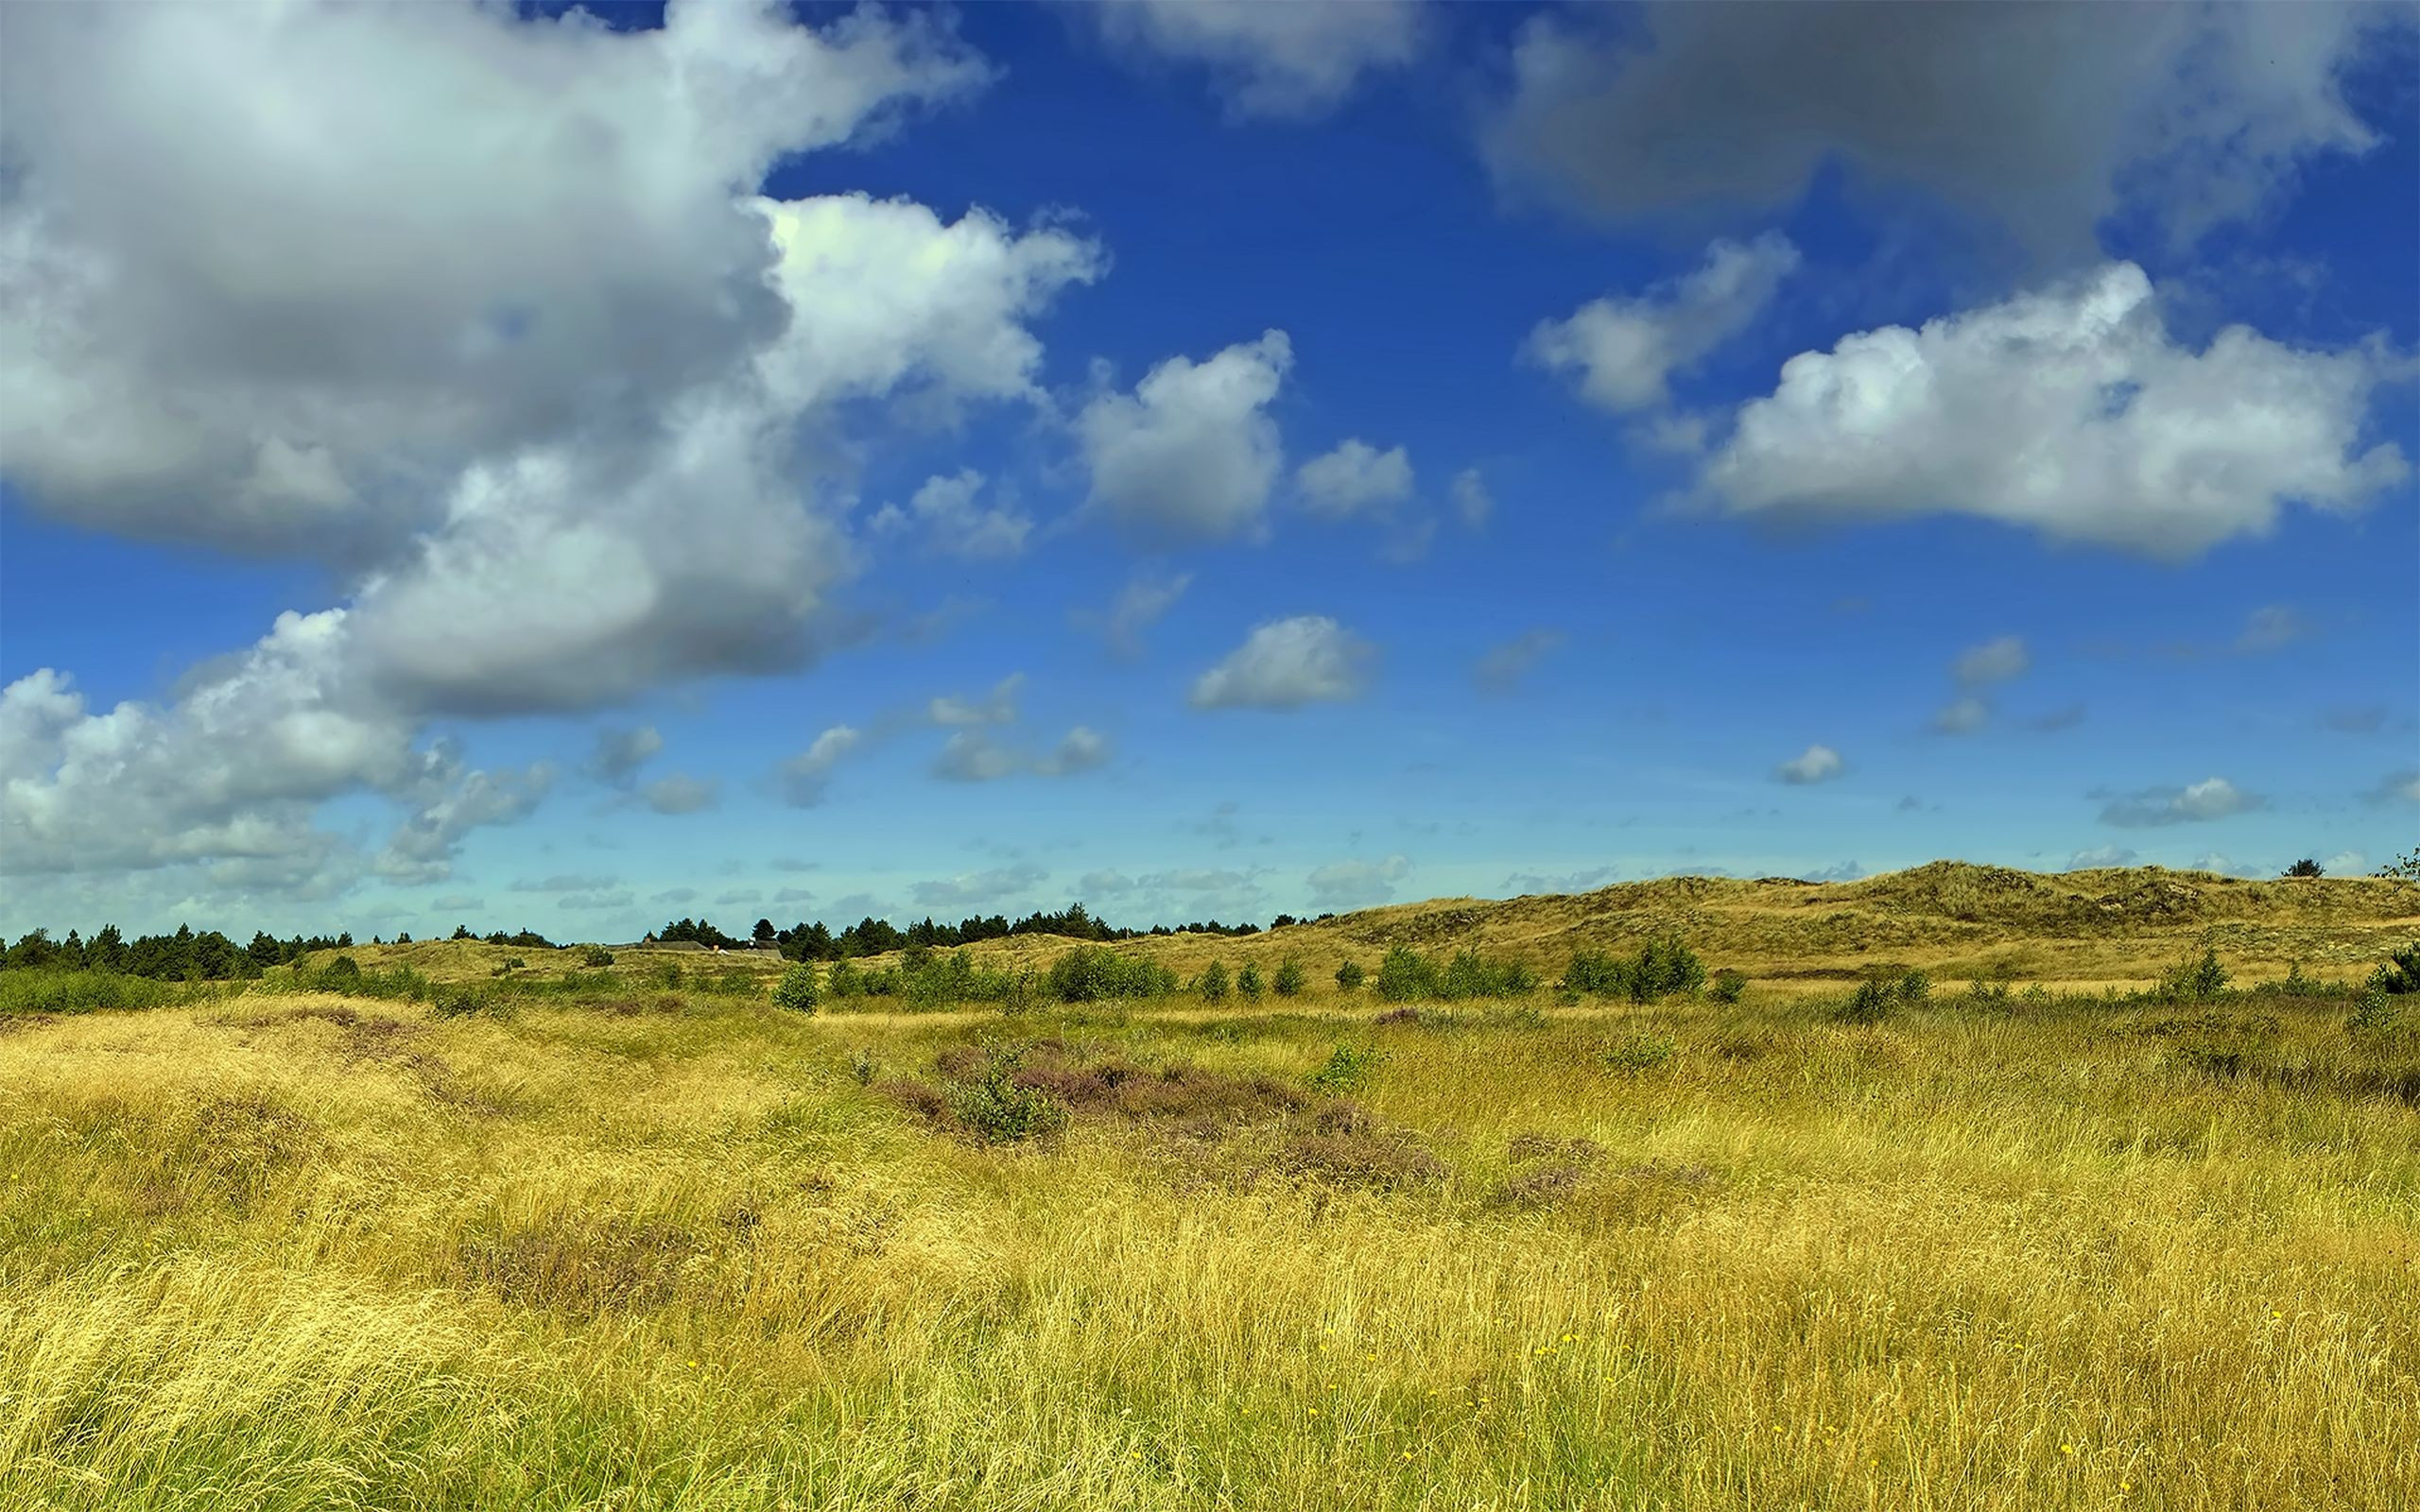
[2,0,2414,940]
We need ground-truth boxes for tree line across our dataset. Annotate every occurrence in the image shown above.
[656,901,1319,961]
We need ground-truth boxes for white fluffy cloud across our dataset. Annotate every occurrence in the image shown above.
[1190,616,1373,710]
[1305,854,1411,911]
[1077,332,1293,541]
[1296,438,1414,518]
[932,725,1112,783]
[1527,234,1798,412]
[777,726,864,808]
[640,774,720,816]
[1449,469,1493,530]
[929,674,1025,728]
[1085,0,1422,118]
[1702,264,2406,558]
[1482,3,2398,257]
[0,3,1117,901]
[2100,776,2264,827]
[1774,745,1845,785]
[870,470,1034,560]
[754,194,1101,417]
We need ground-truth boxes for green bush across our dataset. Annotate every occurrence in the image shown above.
[321,954,362,986]
[1272,958,1306,998]
[1196,961,1230,1003]
[1707,969,1748,1005]
[1374,946,1438,1002]
[1334,961,1365,992]
[1564,937,1703,1002]
[1837,979,1898,1024]
[1307,1042,1385,1093]
[1236,963,1264,1002]
[825,959,863,999]
[0,970,203,1016]
[1046,946,1174,1004]
[582,947,615,968]
[948,1050,1068,1144]
[2157,947,2231,1002]
[2367,943,2420,996]
[2346,991,2404,1039]
[1601,1033,1676,1072]
[772,962,819,1013]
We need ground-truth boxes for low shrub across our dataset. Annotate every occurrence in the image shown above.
[2157,947,2231,1003]
[1046,945,1173,1004]
[1334,961,1365,992]
[1707,969,1748,1005]
[946,1049,1069,1144]
[1306,1042,1385,1093]
[1272,958,1306,998]
[0,970,206,1016]
[1601,1033,1676,1072]
[1236,963,1264,1002]
[1837,979,1899,1025]
[1376,945,1534,1003]
[2368,943,2420,996]
[2347,991,2404,1039]
[1374,946,1438,1002]
[1196,961,1230,1004]
[582,947,615,968]
[1563,936,1704,1003]
[771,962,819,1013]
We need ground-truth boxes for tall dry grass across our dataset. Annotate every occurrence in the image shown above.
[1,977,2415,1509]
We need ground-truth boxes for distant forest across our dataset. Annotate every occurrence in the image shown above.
[0,902,1335,982]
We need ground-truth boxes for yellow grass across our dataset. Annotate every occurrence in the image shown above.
[5,928,2418,1508]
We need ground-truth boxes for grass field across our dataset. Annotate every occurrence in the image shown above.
[3,866,2418,1510]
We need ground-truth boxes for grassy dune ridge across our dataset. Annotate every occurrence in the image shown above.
[1,863,2416,1509]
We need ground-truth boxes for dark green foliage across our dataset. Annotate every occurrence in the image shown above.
[2157,947,2231,1002]
[0,971,206,1015]
[1196,961,1230,1003]
[1562,936,1704,1002]
[1334,961,1365,992]
[1601,1033,1676,1072]
[2367,943,2420,996]
[1375,945,1535,1002]
[321,955,362,986]
[946,1048,1069,1144]
[1375,946,1439,1002]
[1236,963,1264,1002]
[1307,1042,1384,1093]
[2282,858,2324,878]
[1272,958,1306,998]
[1045,946,1175,1004]
[582,947,615,968]
[771,962,819,1013]
[1708,969,1748,1005]
[2378,849,2420,882]
[1837,979,1899,1024]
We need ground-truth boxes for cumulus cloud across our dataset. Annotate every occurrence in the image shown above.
[869,469,1034,560]
[1480,3,2399,258]
[1474,629,1565,694]
[1080,570,1193,661]
[2100,776,2264,827]
[1296,438,1414,518]
[1189,615,1373,710]
[1085,0,1422,118]
[1077,332,1293,541]
[1305,854,1411,910]
[1449,468,1493,530]
[1700,263,2406,558]
[584,726,663,787]
[1773,745,1845,785]
[933,725,1112,782]
[929,673,1025,728]
[776,725,864,808]
[1526,234,1798,412]
[640,773,720,816]
[0,3,1114,901]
